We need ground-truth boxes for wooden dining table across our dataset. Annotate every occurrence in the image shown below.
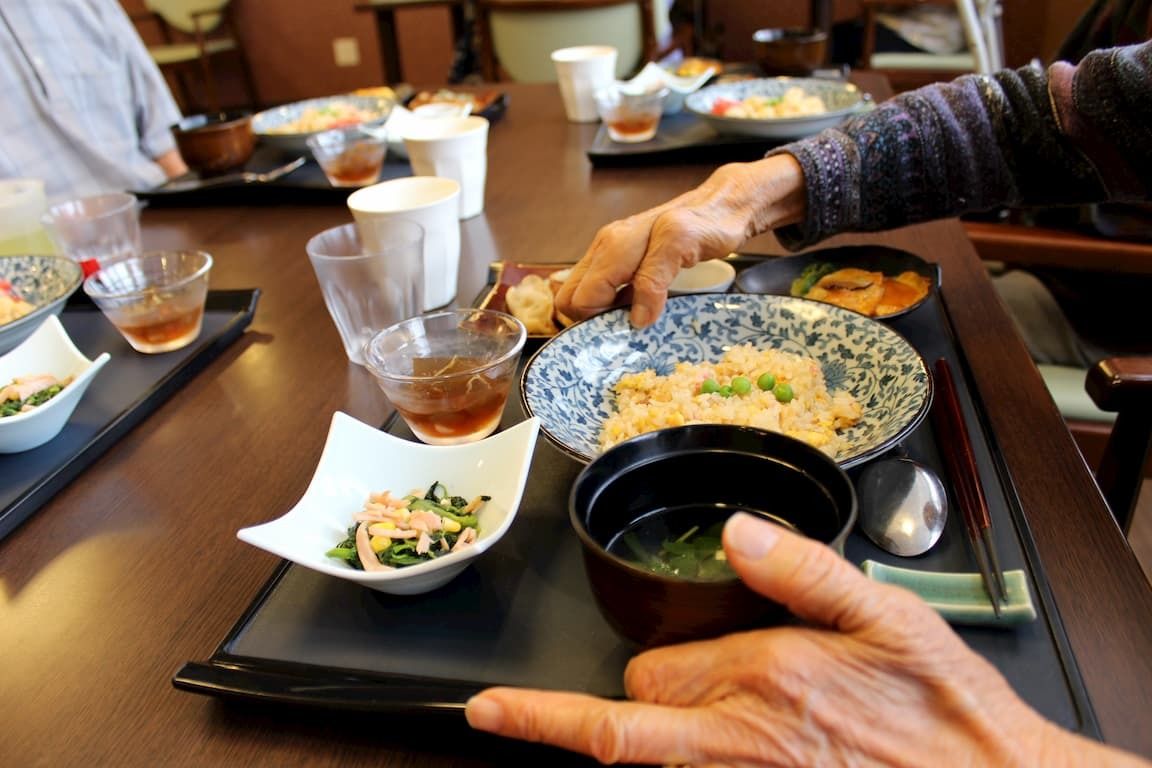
[3,77,1151,766]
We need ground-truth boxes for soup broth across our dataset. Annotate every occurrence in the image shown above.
[606,505,800,582]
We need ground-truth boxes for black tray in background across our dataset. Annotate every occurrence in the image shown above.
[0,289,260,542]
[586,111,788,167]
[134,145,414,207]
[174,279,1097,740]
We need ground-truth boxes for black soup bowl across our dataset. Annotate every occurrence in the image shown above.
[570,424,857,647]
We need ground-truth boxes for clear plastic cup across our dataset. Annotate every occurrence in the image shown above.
[363,309,526,445]
[305,220,424,366]
[306,129,388,188]
[593,83,669,143]
[41,192,142,277]
[82,250,212,354]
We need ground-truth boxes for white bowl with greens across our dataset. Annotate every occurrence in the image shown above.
[0,314,110,453]
[238,412,539,595]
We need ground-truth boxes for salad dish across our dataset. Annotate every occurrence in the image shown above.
[237,412,539,595]
[0,315,110,453]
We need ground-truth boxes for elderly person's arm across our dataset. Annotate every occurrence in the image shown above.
[467,514,1152,767]
[557,41,1152,328]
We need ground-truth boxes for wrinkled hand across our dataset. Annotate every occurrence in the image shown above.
[465,513,1119,767]
[555,155,807,328]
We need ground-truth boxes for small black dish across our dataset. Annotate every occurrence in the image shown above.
[734,245,940,320]
[569,424,857,647]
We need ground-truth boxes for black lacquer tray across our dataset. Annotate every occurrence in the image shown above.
[586,111,788,167]
[0,289,260,541]
[174,264,1098,740]
[134,145,413,207]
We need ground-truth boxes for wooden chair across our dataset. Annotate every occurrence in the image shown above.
[1084,357,1152,533]
[474,0,661,83]
[133,0,258,113]
[858,0,1001,91]
[964,218,1152,532]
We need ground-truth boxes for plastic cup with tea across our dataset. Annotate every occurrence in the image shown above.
[306,129,388,188]
[82,250,213,354]
[594,83,669,143]
[363,309,526,445]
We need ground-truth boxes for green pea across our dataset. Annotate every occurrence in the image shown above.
[773,382,794,403]
[757,372,776,391]
[731,376,752,395]
[719,385,733,397]
[700,378,720,394]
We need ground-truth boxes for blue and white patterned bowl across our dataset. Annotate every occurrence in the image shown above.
[0,255,83,356]
[521,293,931,466]
[685,77,870,138]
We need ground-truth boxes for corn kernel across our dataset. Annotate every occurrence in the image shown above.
[441,517,462,533]
[370,535,390,553]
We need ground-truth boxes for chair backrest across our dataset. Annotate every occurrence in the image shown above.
[145,0,230,35]
[476,0,658,83]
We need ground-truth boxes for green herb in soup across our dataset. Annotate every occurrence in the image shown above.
[609,506,802,582]
[325,481,489,571]
[621,521,735,581]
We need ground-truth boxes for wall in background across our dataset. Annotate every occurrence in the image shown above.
[121,0,1094,113]
[121,0,456,111]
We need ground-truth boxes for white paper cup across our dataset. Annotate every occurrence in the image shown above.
[401,116,489,220]
[551,45,618,123]
[348,177,461,311]
[306,221,424,366]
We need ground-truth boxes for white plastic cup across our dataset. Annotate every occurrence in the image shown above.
[401,116,489,220]
[551,45,618,123]
[347,177,461,311]
[305,221,425,366]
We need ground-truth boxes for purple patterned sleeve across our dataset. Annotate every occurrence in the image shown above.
[770,41,1152,250]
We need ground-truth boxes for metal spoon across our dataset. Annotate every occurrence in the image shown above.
[856,457,948,557]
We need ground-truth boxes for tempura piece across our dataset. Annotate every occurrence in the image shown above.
[505,274,556,334]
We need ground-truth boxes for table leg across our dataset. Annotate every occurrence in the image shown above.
[373,9,404,84]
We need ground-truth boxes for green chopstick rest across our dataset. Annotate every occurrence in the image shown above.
[861,560,1038,626]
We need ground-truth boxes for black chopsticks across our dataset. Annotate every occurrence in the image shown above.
[930,358,1007,616]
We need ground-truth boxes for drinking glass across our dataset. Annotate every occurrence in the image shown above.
[305,220,424,366]
[41,192,142,277]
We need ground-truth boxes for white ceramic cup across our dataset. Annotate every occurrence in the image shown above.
[401,116,489,220]
[347,177,461,311]
[551,45,618,123]
[305,220,424,366]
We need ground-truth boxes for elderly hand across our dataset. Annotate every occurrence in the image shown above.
[555,155,807,328]
[466,513,1141,767]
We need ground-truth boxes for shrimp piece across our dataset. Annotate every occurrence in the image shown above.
[415,531,432,555]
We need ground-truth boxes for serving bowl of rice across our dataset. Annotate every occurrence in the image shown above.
[252,94,396,154]
[520,293,931,466]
